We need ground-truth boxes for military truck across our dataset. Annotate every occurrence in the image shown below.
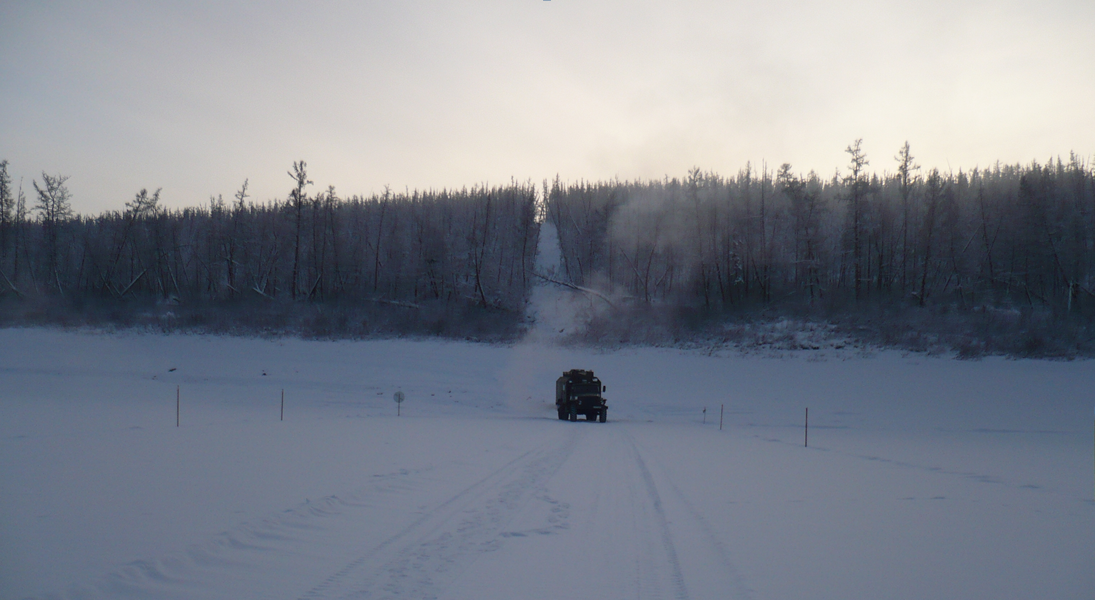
[556,369,607,422]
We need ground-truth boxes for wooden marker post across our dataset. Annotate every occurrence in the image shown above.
[176,385,180,427]
[703,407,706,425]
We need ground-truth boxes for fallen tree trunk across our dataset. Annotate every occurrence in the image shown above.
[532,270,616,310]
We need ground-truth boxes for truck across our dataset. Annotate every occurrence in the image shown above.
[556,369,607,422]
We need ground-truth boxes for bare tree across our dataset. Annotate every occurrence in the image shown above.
[288,161,312,299]
[13,183,28,289]
[895,142,919,293]
[0,161,12,272]
[33,172,73,291]
[373,186,389,293]
[844,140,869,300]
[779,164,824,300]
[224,179,249,296]
[917,169,943,306]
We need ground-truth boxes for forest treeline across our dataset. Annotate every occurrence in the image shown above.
[2,144,1094,354]
[545,143,1095,354]
[0,161,539,338]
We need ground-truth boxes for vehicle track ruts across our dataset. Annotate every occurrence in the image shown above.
[298,426,583,600]
[623,430,690,600]
[634,435,754,599]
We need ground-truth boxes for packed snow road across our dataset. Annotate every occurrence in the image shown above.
[2,328,1094,599]
[291,421,743,600]
[65,416,748,600]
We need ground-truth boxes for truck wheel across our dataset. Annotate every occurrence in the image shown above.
[557,408,567,420]
[569,406,577,421]
[599,410,607,423]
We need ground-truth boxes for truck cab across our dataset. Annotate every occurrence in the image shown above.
[556,369,607,422]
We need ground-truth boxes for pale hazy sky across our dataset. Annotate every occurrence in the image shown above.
[1,0,1092,214]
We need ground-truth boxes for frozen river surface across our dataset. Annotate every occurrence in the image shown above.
[2,327,1094,599]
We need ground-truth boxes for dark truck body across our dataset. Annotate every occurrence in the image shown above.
[555,369,607,422]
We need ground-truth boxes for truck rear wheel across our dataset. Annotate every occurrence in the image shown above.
[569,406,577,421]
[557,408,567,420]
[599,410,607,423]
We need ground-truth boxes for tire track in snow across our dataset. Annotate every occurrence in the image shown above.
[746,430,1074,499]
[299,426,583,600]
[624,430,690,600]
[658,477,754,600]
[67,468,437,600]
[630,433,754,600]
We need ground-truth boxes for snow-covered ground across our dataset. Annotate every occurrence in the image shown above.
[2,328,1093,599]
[2,223,1093,599]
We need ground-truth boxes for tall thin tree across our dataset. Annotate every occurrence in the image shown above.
[0,160,13,270]
[288,161,312,299]
[895,142,918,293]
[32,172,73,291]
[844,140,869,300]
